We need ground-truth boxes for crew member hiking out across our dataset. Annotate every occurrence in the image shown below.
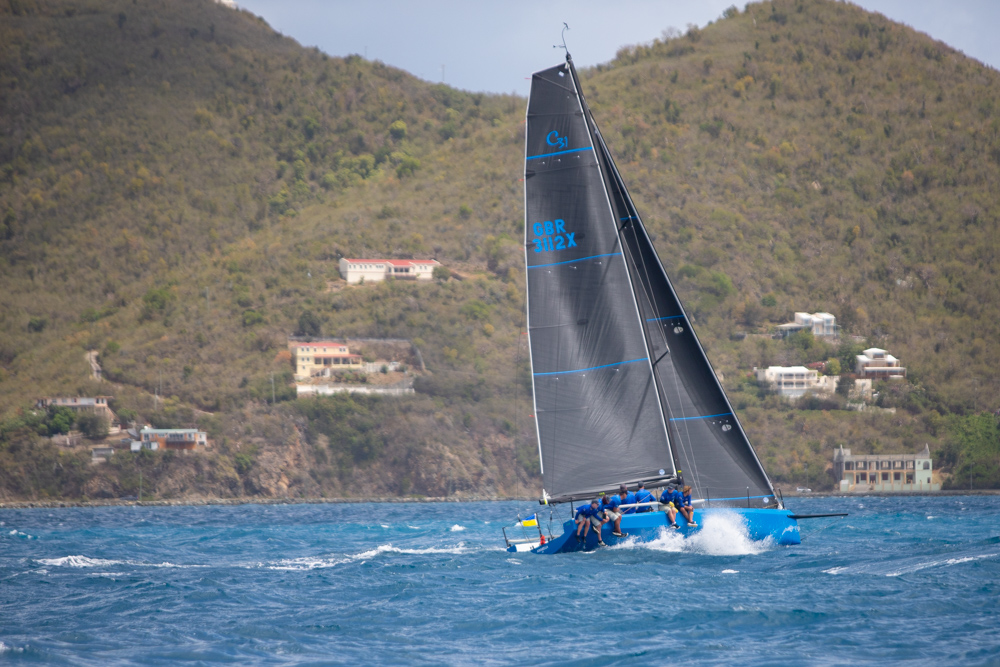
[574,500,601,543]
[602,486,625,538]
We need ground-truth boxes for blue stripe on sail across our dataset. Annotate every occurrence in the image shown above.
[525,146,594,160]
[528,252,621,269]
[533,357,648,377]
[620,216,638,221]
[646,315,684,322]
[669,412,733,422]
[692,495,771,503]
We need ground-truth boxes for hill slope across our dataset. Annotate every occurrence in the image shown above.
[1,0,998,500]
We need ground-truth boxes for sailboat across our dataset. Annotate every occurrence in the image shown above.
[506,53,828,554]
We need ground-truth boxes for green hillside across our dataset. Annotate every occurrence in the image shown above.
[1,0,998,501]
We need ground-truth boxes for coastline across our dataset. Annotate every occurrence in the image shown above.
[1,488,999,509]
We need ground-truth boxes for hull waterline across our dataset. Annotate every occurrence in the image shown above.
[507,508,800,554]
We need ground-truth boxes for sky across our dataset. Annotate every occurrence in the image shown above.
[232,0,1000,95]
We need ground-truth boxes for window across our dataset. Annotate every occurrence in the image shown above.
[856,461,867,470]
[893,472,901,481]
[857,472,867,482]
[906,473,914,484]
[923,461,930,470]
[881,472,890,481]
[906,461,914,469]
[844,462,854,471]
[894,461,904,470]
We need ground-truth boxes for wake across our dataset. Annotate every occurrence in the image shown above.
[612,511,774,556]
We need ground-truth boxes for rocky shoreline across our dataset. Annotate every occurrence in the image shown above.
[1,488,998,509]
[0,495,539,509]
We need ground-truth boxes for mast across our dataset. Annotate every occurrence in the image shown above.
[563,54,679,480]
[563,56,777,506]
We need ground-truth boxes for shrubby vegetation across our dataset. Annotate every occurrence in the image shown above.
[1,0,998,498]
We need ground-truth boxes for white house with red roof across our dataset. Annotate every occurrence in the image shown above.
[338,258,440,284]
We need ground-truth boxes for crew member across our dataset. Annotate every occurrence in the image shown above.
[634,481,655,513]
[678,485,697,527]
[604,487,625,537]
[574,499,600,543]
[619,484,637,516]
[659,484,681,528]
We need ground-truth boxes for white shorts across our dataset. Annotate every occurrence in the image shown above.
[604,509,621,522]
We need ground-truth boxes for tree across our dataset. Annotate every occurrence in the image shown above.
[78,412,109,439]
[297,310,322,337]
[47,406,75,435]
[389,120,407,140]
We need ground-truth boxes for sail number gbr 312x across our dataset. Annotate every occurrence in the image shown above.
[530,219,577,253]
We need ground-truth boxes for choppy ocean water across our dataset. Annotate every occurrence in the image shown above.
[1,496,998,665]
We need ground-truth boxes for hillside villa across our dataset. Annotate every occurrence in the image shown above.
[833,445,939,492]
[855,347,906,380]
[755,366,838,399]
[293,340,363,380]
[776,312,838,338]
[36,396,118,424]
[138,428,208,451]
[338,258,440,284]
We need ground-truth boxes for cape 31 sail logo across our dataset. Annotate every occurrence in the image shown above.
[545,131,568,150]
[530,219,577,253]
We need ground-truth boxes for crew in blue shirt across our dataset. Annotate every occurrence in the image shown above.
[619,485,637,515]
[601,492,624,537]
[634,481,655,513]
[574,499,604,544]
[658,485,681,528]
[677,485,696,527]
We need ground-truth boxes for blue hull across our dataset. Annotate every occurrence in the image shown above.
[507,508,800,554]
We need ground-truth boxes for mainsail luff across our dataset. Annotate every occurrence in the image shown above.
[565,56,777,505]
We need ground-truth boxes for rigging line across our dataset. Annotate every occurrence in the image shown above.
[566,60,677,484]
[588,122,679,477]
[599,133,774,496]
[592,131,706,492]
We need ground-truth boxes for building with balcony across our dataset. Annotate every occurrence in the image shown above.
[139,428,207,451]
[776,312,838,338]
[338,258,440,285]
[855,347,906,380]
[755,366,838,399]
[833,445,939,492]
[36,396,117,424]
[292,340,363,380]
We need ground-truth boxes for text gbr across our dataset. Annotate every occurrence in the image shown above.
[531,219,576,253]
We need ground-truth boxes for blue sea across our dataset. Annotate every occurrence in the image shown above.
[1,496,998,665]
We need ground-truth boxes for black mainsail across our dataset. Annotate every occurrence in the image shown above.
[524,56,776,506]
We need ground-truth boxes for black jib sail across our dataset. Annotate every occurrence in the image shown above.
[524,55,776,507]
